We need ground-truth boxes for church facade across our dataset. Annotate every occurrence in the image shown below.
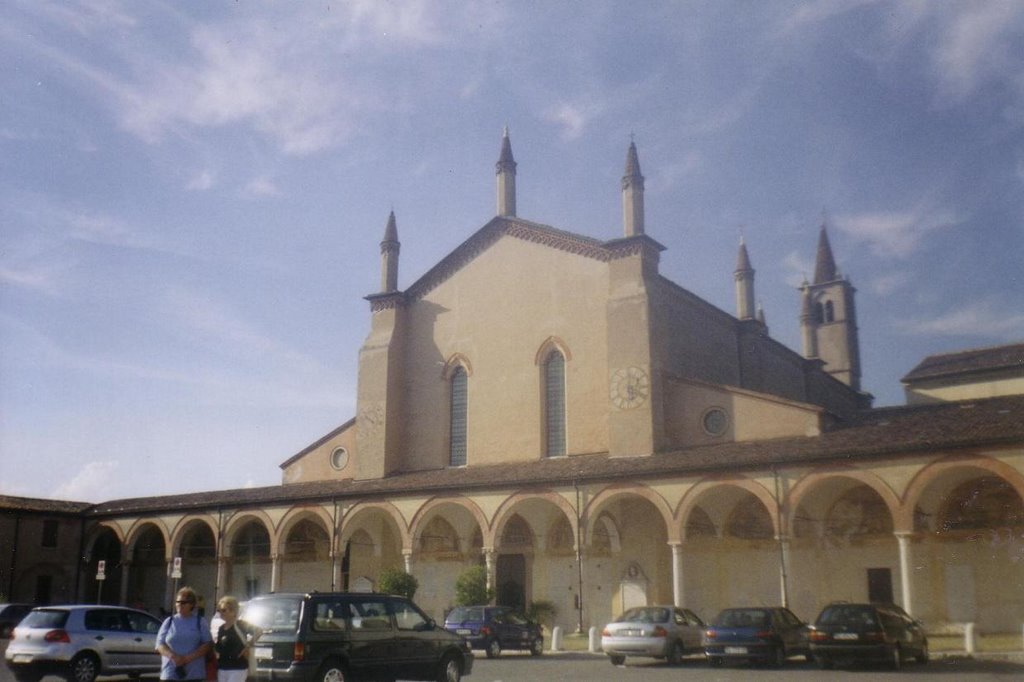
[3,132,1023,635]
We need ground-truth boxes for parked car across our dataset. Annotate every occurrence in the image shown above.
[247,592,473,682]
[703,606,810,667]
[809,602,928,670]
[0,604,34,639]
[3,605,162,682]
[600,605,705,666]
[443,605,543,658]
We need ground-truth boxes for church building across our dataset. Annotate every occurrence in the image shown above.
[3,131,1023,636]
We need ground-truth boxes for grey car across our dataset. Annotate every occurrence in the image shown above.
[600,605,705,666]
[3,605,163,682]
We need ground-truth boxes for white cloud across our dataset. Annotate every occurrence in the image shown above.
[186,169,216,191]
[782,250,814,287]
[0,264,62,296]
[543,101,600,141]
[931,1,1024,102]
[870,271,912,296]
[243,177,281,198]
[50,460,119,502]
[896,299,1024,337]
[834,206,959,259]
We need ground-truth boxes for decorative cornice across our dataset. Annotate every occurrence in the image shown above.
[365,291,406,312]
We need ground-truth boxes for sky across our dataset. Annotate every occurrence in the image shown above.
[1,1,1022,503]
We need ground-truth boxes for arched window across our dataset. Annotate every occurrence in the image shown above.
[824,300,835,323]
[543,351,566,457]
[449,366,467,467]
[814,302,825,324]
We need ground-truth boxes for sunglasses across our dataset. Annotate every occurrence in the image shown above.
[175,600,195,605]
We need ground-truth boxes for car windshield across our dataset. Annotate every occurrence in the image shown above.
[20,609,69,629]
[246,598,301,633]
[818,605,879,627]
[619,607,669,623]
[714,609,769,628]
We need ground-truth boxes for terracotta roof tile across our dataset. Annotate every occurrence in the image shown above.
[902,342,1024,382]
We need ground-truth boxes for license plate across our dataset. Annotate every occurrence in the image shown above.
[457,629,472,635]
[724,646,747,654]
[12,654,33,664]
[834,633,859,640]
[254,646,273,660]
[624,629,641,636]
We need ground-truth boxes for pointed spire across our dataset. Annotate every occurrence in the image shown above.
[734,236,755,320]
[495,125,517,217]
[813,224,838,284]
[622,138,645,236]
[380,210,400,292]
[736,236,753,272]
[756,302,767,329]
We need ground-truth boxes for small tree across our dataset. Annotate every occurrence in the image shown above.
[526,600,557,630]
[378,567,418,600]
[454,565,492,606]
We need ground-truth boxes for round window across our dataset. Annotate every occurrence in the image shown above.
[329,447,349,470]
[702,407,729,437]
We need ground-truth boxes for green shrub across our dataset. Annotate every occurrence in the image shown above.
[454,565,492,606]
[526,600,557,629]
[378,567,418,600]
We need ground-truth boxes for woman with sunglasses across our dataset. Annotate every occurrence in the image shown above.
[156,587,213,681]
[213,595,259,682]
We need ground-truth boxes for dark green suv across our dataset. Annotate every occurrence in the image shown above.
[248,592,473,682]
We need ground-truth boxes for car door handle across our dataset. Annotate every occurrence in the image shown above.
[134,637,143,642]
[95,635,105,640]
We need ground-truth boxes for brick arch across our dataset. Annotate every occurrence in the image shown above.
[786,467,901,535]
[534,336,573,364]
[443,353,474,378]
[169,515,219,556]
[124,519,170,559]
[898,453,1024,530]
[274,505,335,555]
[676,477,778,541]
[339,500,410,549]
[409,496,488,550]
[222,510,275,556]
[584,483,674,544]
[492,490,578,549]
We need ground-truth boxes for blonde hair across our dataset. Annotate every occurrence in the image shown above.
[217,595,240,613]
[176,586,198,604]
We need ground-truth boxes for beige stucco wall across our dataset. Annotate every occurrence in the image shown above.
[905,376,1024,404]
[399,235,610,468]
[282,423,357,485]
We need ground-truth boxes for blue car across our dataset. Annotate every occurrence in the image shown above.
[703,606,811,667]
[444,606,543,658]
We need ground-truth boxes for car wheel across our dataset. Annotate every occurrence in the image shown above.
[316,659,350,682]
[485,638,501,659]
[773,645,787,667]
[915,640,929,665]
[436,654,461,682]
[707,655,723,667]
[666,640,684,665]
[889,644,902,671]
[609,654,626,666]
[530,637,544,656]
[67,653,100,682]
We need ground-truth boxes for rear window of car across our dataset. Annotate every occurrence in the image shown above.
[20,609,69,629]
[714,609,769,628]
[446,607,484,623]
[817,605,879,627]
[620,607,669,623]
[246,598,302,633]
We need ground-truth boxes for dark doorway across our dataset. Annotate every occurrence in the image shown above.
[496,554,526,611]
[867,567,893,603]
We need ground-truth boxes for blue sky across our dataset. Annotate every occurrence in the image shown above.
[1,1,1022,502]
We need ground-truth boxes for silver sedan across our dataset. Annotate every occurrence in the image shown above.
[600,605,705,666]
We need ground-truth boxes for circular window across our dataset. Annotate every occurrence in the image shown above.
[702,407,729,437]
[329,447,349,470]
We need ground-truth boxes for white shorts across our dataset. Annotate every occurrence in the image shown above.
[217,669,248,682]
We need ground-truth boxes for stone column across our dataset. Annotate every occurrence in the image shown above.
[215,556,228,605]
[776,534,791,607]
[403,549,413,575]
[484,549,496,595]
[164,559,176,612]
[669,542,684,607]
[119,559,131,606]
[895,532,913,616]
[270,554,281,593]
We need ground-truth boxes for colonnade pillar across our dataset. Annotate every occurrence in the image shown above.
[403,549,413,575]
[484,549,496,595]
[669,542,684,607]
[896,531,914,615]
[270,554,281,592]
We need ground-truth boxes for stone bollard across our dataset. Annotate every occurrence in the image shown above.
[551,625,563,651]
[589,625,601,652]
[964,622,977,654]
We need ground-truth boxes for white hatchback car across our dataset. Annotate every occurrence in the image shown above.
[4,605,163,682]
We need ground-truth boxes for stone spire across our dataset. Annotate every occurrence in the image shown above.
[813,224,838,284]
[734,237,755,320]
[622,139,645,236]
[380,210,400,292]
[495,125,517,217]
